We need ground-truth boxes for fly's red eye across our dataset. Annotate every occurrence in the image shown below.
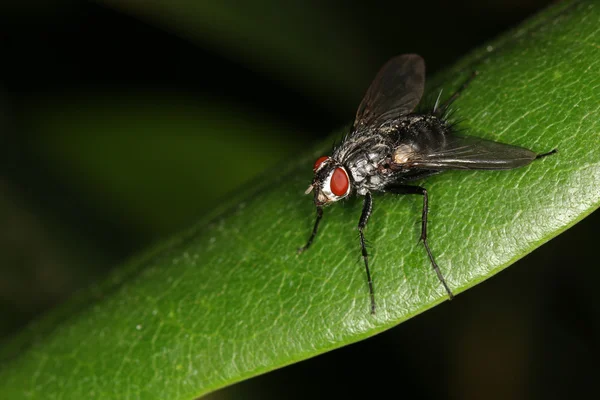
[313,156,329,172]
[330,168,349,196]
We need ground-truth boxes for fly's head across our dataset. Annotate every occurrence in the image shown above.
[305,156,351,206]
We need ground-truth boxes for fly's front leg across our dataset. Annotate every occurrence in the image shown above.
[298,207,323,254]
[358,192,376,314]
[386,184,454,299]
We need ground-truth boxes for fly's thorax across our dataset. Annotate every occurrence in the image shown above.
[324,129,396,195]
[343,148,396,195]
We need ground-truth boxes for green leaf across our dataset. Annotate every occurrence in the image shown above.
[1,1,599,398]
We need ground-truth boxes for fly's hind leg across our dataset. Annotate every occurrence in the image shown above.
[386,184,454,299]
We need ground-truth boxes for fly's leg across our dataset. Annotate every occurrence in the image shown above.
[386,185,454,299]
[358,192,376,314]
[298,206,323,254]
[434,70,479,117]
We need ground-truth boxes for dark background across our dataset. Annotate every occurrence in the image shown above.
[1,0,598,399]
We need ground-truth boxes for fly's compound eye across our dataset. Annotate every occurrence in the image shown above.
[329,167,350,197]
[320,166,350,202]
[313,156,329,172]
[330,168,349,196]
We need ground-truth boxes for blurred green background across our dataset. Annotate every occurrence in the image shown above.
[1,0,598,399]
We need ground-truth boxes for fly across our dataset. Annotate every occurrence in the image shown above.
[298,54,555,314]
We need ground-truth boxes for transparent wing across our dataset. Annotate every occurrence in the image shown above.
[353,54,425,130]
[393,135,537,170]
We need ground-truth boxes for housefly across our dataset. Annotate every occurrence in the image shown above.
[299,54,555,314]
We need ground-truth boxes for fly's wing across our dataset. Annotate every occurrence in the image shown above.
[353,54,425,131]
[392,135,537,170]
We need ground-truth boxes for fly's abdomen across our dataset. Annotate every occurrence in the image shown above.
[396,115,451,149]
